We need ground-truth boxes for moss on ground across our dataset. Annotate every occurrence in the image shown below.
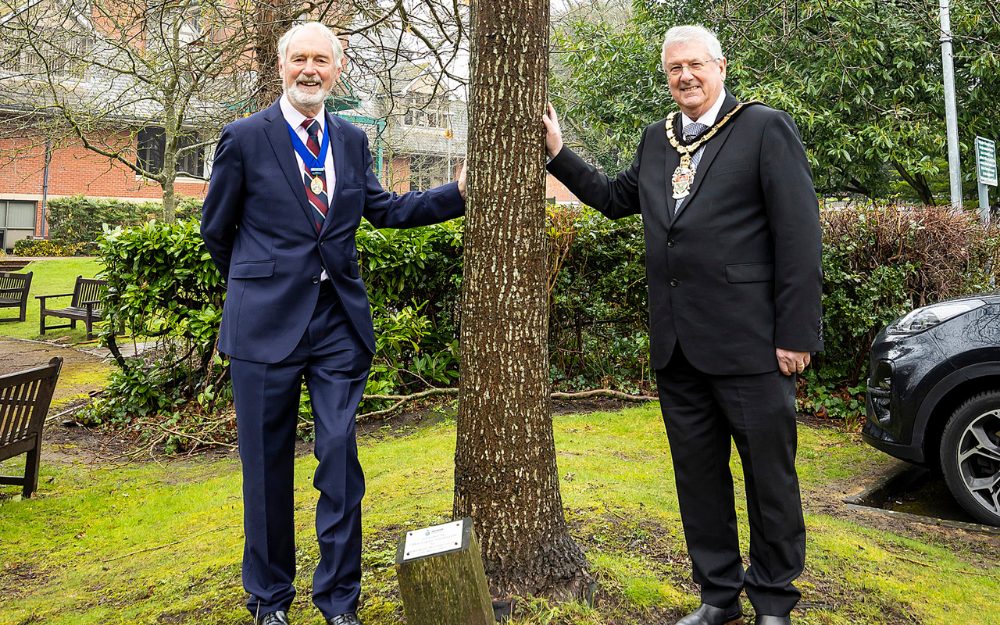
[1,406,997,624]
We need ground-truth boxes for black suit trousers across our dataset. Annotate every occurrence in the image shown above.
[230,282,373,619]
[656,345,805,616]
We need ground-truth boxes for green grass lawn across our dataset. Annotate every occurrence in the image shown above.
[0,258,105,342]
[1,407,998,625]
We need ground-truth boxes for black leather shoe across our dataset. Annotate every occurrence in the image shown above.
[676,602,745,625]
[755,616,791,625]
[327,614,361,625]
[256,611,290,625]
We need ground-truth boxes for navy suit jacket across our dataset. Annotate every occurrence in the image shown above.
[202,100,465,364]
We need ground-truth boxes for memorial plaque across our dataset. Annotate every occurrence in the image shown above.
[396,518,495,625]
[402,520,465,561]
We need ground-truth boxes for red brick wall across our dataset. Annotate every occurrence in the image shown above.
[385,153,578,204]
[546,174,579,204]
[1,129,209,236]
[389,155,412,194]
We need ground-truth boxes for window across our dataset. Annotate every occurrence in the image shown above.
[409,155,450,192]
[0,200,37,252]
[0,35,92,78]
[137,127,205,177]
[401,95,451,129]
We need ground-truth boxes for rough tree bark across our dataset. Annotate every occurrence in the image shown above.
[453,0,591,600]
[252,0,300,112]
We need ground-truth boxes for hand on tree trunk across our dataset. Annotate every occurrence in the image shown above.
[542,103,564,159]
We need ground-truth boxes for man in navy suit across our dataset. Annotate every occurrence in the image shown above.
[201,22,466,625]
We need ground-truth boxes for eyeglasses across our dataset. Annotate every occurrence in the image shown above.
[665,58,722,77]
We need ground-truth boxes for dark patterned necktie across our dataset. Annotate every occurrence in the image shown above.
[302,118,328,232]
[674,122,709,215]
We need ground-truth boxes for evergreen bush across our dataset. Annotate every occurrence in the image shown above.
[45,195,204,252]
[13,238,84,256]
[83,203,1000,449]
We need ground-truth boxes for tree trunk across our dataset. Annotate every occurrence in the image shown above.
[253,0,298,112]
[162,172,177,224]
[893,160,936,206]
[453,0,590,600]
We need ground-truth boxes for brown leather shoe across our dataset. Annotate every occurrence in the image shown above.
[676,602,745,625]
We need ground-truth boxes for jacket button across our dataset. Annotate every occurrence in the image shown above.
[312,276,320,284]
[667,239,675,247]
[670,278,679,287]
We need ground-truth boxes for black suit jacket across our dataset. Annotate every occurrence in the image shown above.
[547,91,823,375]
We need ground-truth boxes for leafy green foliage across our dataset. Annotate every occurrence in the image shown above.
[548,207,652,393]
[552,0,1000,204]
[12,238,86,257]
[83,199,998,439]
[42,195,203,253]
[80,219,228,448]
[356,220,465,400]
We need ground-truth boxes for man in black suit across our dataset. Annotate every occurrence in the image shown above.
[202,22,465,625]
[543,24,822,625]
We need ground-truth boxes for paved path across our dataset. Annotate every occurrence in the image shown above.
[0,338,113,411]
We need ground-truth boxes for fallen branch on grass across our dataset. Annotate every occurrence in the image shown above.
[102,524,238,562]
[551,389,657,402]
[44,400,93,424]
[356,388,656,421]
[892,553,997,577]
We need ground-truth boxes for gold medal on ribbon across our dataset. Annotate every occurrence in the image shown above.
[665,102,756,201]
[310,174,324,195]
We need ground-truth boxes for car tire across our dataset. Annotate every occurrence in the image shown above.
[940,390,1000,527]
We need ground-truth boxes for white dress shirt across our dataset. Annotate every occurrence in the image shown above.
[680,88,727,129]
[280,94,337,199]
[280,95,335,280]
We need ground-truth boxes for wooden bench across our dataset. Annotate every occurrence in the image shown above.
[37,276,108,341]
[0,271,32,323]
[0,356,63,498]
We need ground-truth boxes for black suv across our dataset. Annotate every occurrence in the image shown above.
[864,292,1000,526]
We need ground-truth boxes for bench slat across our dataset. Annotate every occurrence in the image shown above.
[0,358,63,497]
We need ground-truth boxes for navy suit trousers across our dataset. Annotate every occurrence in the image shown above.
[230,282,372,620]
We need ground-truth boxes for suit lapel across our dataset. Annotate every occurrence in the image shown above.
[675,123,735,216]
[668,91,740,223]
[320,112,348,239]
[263,101,318,233]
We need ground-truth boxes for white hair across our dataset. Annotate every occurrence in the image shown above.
[277,22,344,68]
[661,25,724,73]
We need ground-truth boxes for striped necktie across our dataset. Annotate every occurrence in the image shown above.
[674,122,709,216]
[302,118,328,232]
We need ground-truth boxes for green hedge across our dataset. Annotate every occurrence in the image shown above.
[43,195,204,255]
[82,203,1000,448]
[13,238,85,257]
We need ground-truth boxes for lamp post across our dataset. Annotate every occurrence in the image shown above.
[939,0,962,209]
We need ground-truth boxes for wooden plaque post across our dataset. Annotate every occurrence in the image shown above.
[395,518,494,625]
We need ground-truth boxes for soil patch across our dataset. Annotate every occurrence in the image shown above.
[0,338,112,412]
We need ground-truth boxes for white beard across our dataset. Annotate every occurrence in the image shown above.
[287,81,330,111]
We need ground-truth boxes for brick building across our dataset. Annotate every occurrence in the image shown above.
[0,8,578,252]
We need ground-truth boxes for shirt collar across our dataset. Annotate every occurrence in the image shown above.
[681,88,727,128]
[280,94,326,132]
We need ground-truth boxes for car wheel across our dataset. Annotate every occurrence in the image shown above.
[940,391,1000,527]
